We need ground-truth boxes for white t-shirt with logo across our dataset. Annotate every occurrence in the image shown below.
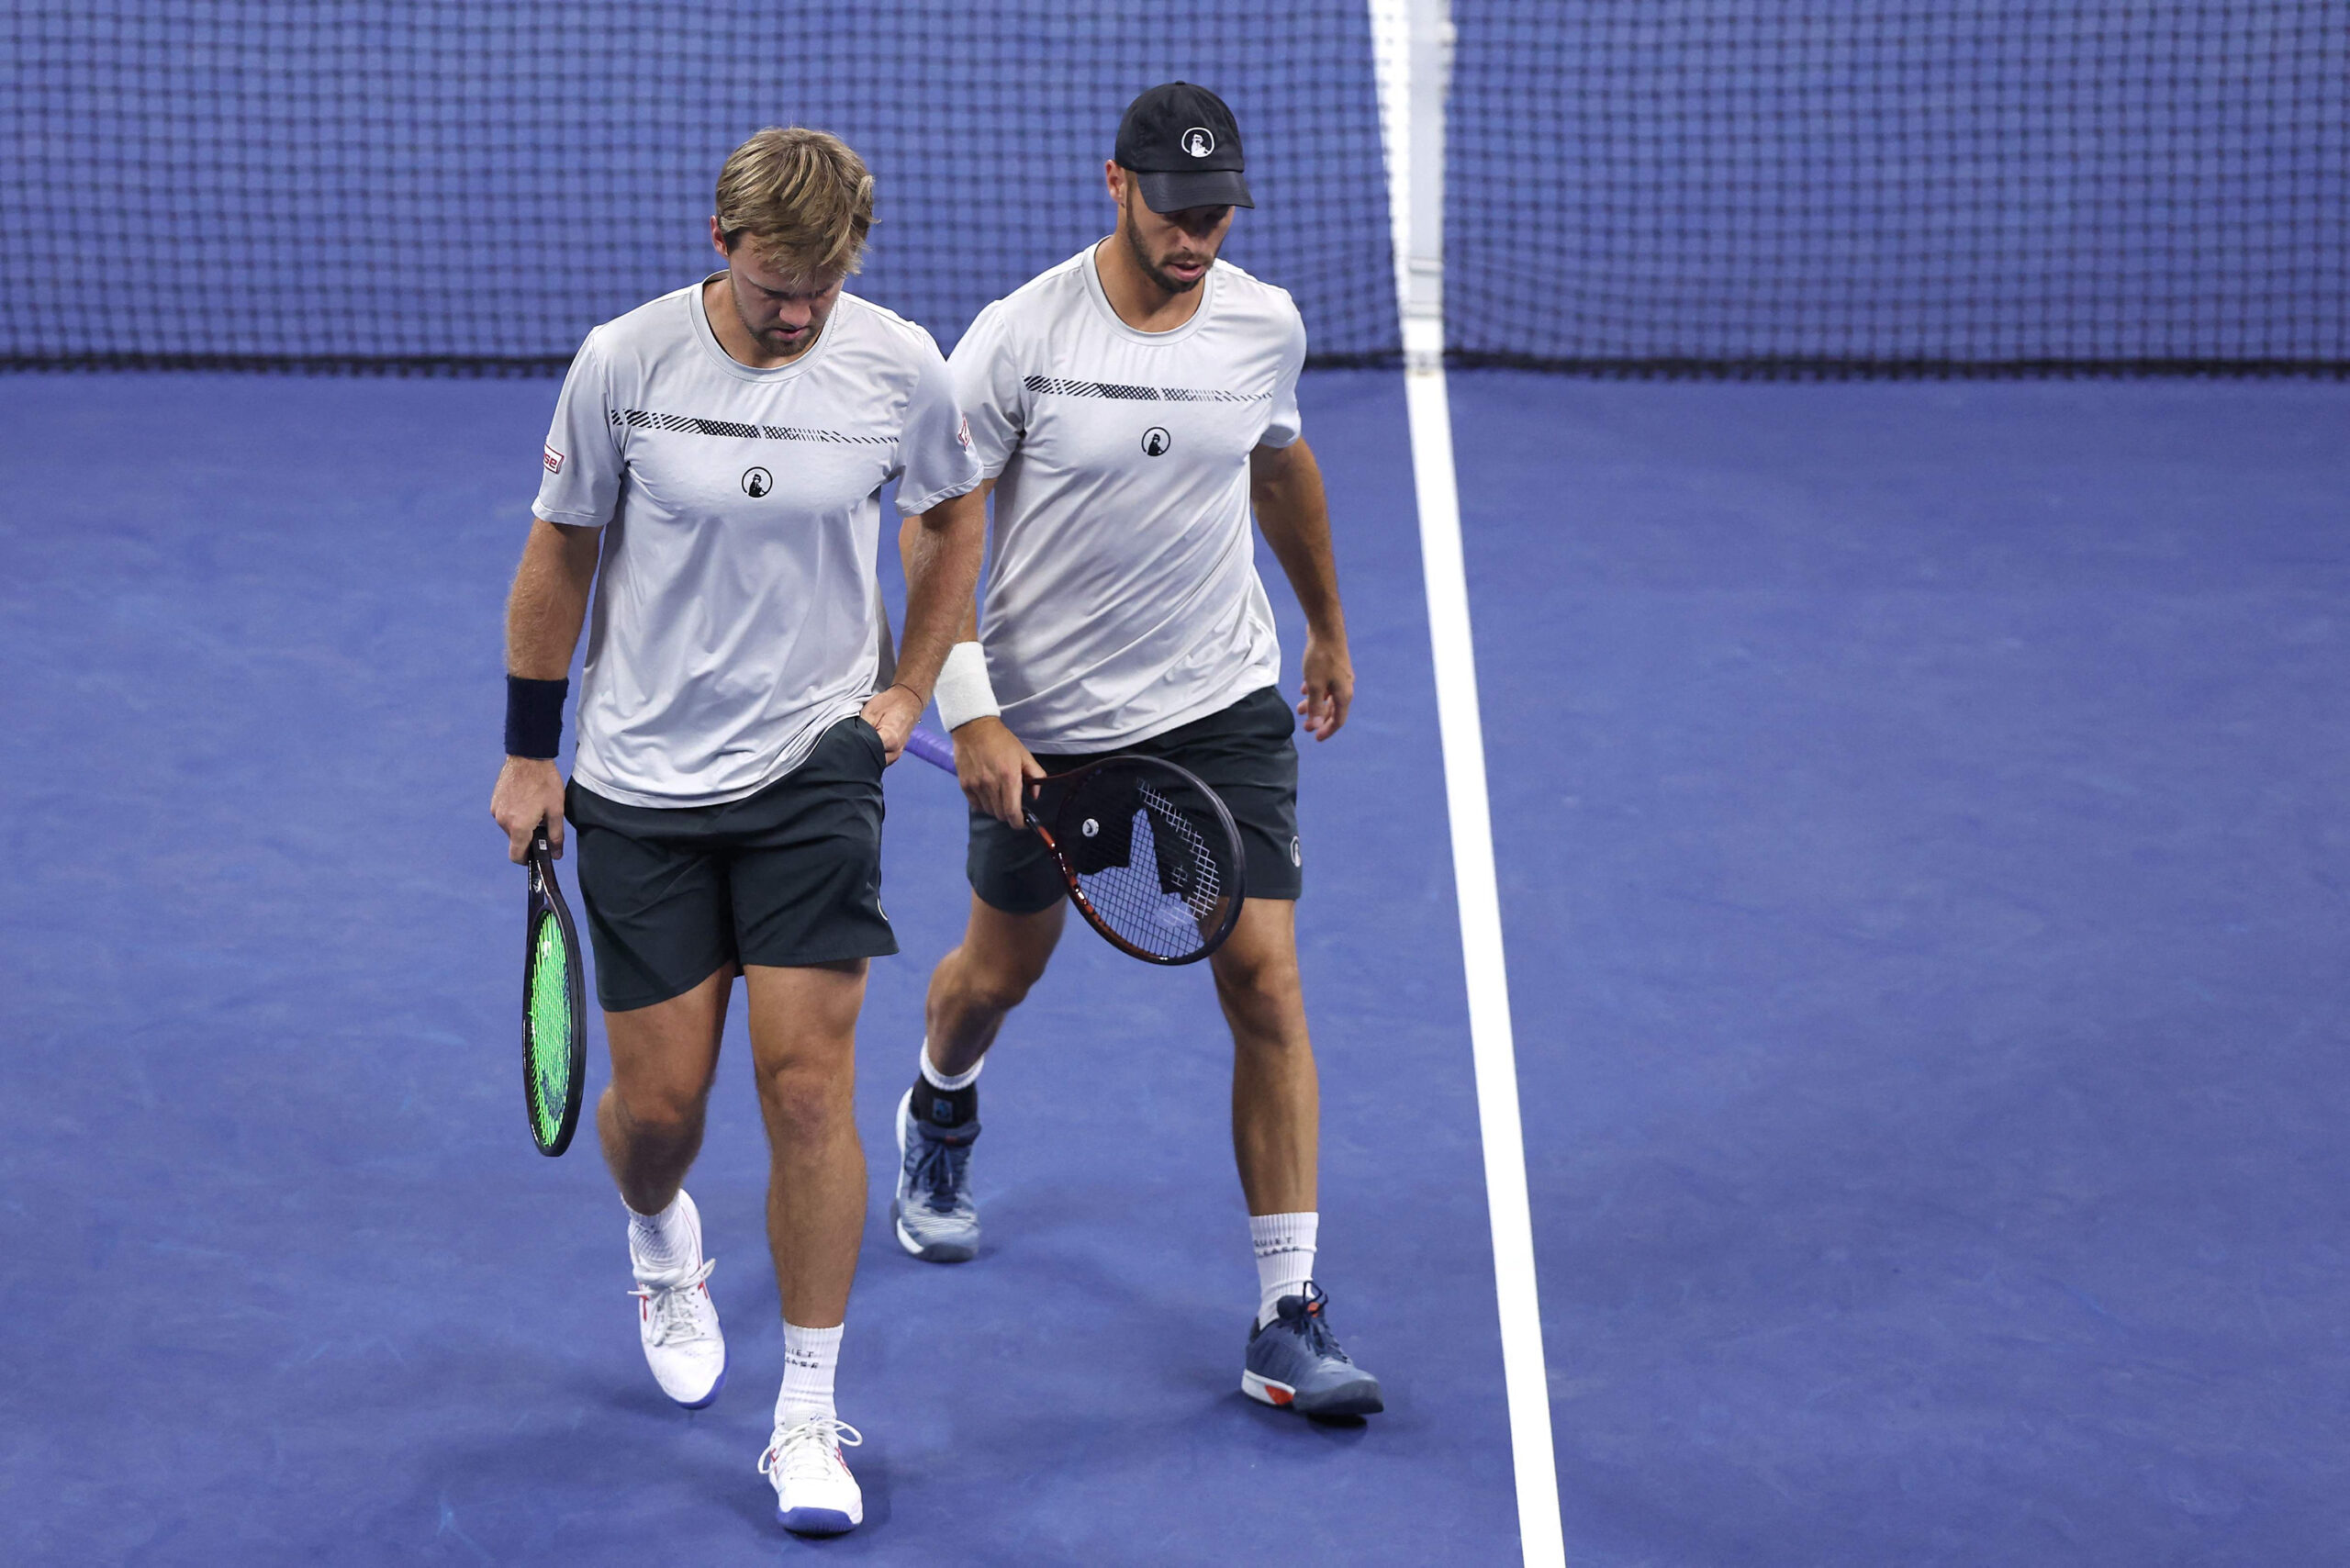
[951,248,1305,752]
[534,279,979,808]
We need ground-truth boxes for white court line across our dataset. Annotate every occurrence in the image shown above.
[1405,332,1568,1568]
[1373,2,1566,1562]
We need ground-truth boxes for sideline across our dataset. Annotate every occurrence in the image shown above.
[1371,2,1567,1562]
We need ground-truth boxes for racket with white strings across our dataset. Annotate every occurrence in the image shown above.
[904,726,1246,965]
[520,820,588,1155]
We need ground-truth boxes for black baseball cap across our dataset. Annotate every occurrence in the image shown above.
[1114,82,1254,212]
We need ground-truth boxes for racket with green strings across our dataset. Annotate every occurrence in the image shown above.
[521,820,587,1156]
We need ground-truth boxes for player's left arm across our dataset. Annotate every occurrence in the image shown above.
[1249,436,1352,741]
[864,484,988,761]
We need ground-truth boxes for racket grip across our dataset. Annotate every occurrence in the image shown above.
[903,725,957,773]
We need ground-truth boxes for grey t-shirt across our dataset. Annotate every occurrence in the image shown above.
[534,280,979,808]
[951,250,1305,752]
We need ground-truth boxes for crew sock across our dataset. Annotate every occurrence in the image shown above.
[1250,1211,1319,1328]
[778,1322,845,1428]
[626,1193,698,1284]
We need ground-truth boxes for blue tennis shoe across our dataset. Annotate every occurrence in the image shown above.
[1242,1282,1384,1417]
[892,1088,980,1262]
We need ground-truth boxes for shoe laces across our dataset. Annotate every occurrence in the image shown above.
[757,1417,865,1483]
[907,1128,975,1215]
[1281,1281,1350,1363]
[628,1256,717,1347]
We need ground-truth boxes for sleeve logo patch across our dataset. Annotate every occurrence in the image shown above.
[543,444,565,474]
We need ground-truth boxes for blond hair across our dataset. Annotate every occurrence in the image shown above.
[713,127,873,277]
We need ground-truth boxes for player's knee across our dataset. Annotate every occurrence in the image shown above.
[613,1083,704,1146]
[753,1054,852,1139]
[950,943,1047,1014]
[1214,946,1301,1009]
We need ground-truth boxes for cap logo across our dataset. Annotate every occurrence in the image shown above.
[1182,127,1215,158]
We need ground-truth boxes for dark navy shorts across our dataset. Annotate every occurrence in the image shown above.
[566,715,897,1011]
[968,684,1303,916]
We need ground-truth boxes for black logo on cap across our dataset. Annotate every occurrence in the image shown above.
[1141,427,1172,456]
[1182,127,1215,158]
[742,467,772,497]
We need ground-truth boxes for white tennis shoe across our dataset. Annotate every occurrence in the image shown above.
[627,1192,725,1408]
[757,1417,865,1536]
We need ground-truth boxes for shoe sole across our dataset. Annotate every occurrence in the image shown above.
[666,1361,725,1411]
[893,1091,979,1263]
[890,1200,978,1262]
[1243,1368,1385,1417]
[777,1503,860,1536]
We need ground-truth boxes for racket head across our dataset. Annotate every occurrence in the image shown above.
[521,829,588,1156]
[1031,755,1247,965]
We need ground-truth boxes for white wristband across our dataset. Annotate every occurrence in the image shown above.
[932,640,1000,733]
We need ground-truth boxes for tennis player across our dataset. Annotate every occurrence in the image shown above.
[893,84,1383,1417]
[489,127,983,1534]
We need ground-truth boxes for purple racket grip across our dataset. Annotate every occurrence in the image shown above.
[903,725,957,772]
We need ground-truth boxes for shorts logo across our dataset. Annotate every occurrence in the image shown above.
[1289,835,1302,868]
[1080,817,1101,838]
[742,466,773,498]
[543,444,565,474]
[1183,128,1215,158]
[1141,426,1172,457]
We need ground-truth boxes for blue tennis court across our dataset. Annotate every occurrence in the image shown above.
[6,0,2348,1562]
[6,366,2344,1563]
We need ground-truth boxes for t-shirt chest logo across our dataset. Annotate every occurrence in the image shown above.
[742,466,773,497]
[1141,427,1172,457]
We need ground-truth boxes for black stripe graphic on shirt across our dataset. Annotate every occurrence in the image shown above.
[1022,375,1265,404]
[610,409,891,444]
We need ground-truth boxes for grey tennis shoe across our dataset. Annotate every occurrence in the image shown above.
[1242,1282,1384,1417]
[891,1087,979,1262]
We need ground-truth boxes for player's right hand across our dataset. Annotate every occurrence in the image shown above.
[952,716,1044,828]
[492,756,568,862]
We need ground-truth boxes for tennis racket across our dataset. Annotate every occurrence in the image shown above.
[904,726,1246,965]
[521,820,588,1156]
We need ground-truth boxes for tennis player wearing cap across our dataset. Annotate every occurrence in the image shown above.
[893,84,1383,1417]
[490,127,984,1533]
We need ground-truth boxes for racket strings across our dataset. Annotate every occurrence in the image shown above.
[525,913,575,1138]
[1060,768,1240,959]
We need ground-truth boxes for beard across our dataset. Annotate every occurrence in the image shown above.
[1122,209,1212,296]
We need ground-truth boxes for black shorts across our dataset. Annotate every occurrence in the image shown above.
[566,715,897,1012]
[968,683,1303,916]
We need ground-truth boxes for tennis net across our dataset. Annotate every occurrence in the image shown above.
[3,1,1396,372]
[6,2,2345,376]
[1449,0,2350,375]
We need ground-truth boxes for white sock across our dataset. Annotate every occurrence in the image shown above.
[626,1193,699,1283]
[778,1322,844,1428]
[1250,1211,1318,1328]
[919,1037,982,1092]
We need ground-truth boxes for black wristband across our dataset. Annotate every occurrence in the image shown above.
[504,675,568,758]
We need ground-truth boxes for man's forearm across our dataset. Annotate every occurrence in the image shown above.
[505,518,601,680]
[897,487,990,702]
[1251,442,1346,637]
